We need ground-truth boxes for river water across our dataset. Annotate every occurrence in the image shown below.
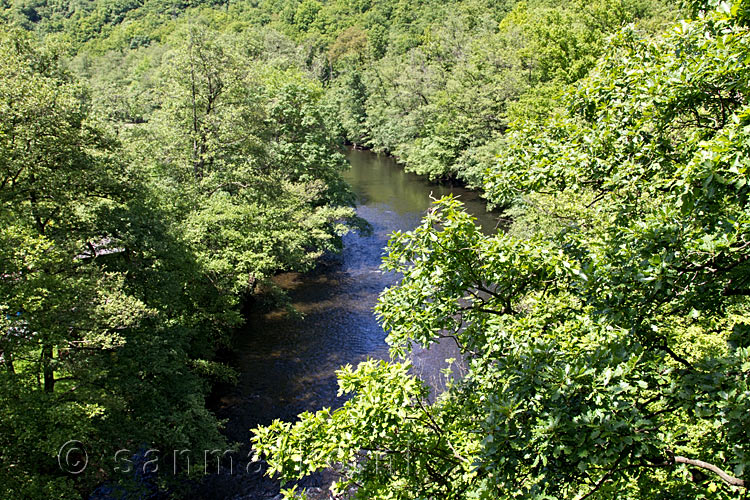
[198,149,498,499]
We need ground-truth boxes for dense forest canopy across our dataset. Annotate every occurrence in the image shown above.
[1,0,748,498]
[0,9,359,497]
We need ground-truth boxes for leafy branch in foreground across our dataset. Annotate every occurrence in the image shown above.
[252,4,750,499]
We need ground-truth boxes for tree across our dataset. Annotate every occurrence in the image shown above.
[136,24,358,298]
[328,25,368,67]
[252,4,750,499]
[0,29,226,498]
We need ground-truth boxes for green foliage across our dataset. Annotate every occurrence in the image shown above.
[323,0,671,181]
[0,13,359,499]
[253,360,482,499]
[134,24,357,296]
[0,29,229,497]
[253,4,750,499]
[4,0,749,498]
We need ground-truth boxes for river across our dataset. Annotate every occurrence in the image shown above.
[196,149,498,499]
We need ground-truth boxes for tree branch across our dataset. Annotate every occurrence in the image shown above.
[579,449,629,500]
[673,455,746,489]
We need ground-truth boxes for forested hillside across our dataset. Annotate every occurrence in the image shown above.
[0,8,359,497]
[1,0,748,498]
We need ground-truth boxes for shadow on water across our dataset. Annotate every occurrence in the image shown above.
[195,149,500,499]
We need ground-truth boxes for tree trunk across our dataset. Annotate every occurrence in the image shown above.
[42,344,54,393]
